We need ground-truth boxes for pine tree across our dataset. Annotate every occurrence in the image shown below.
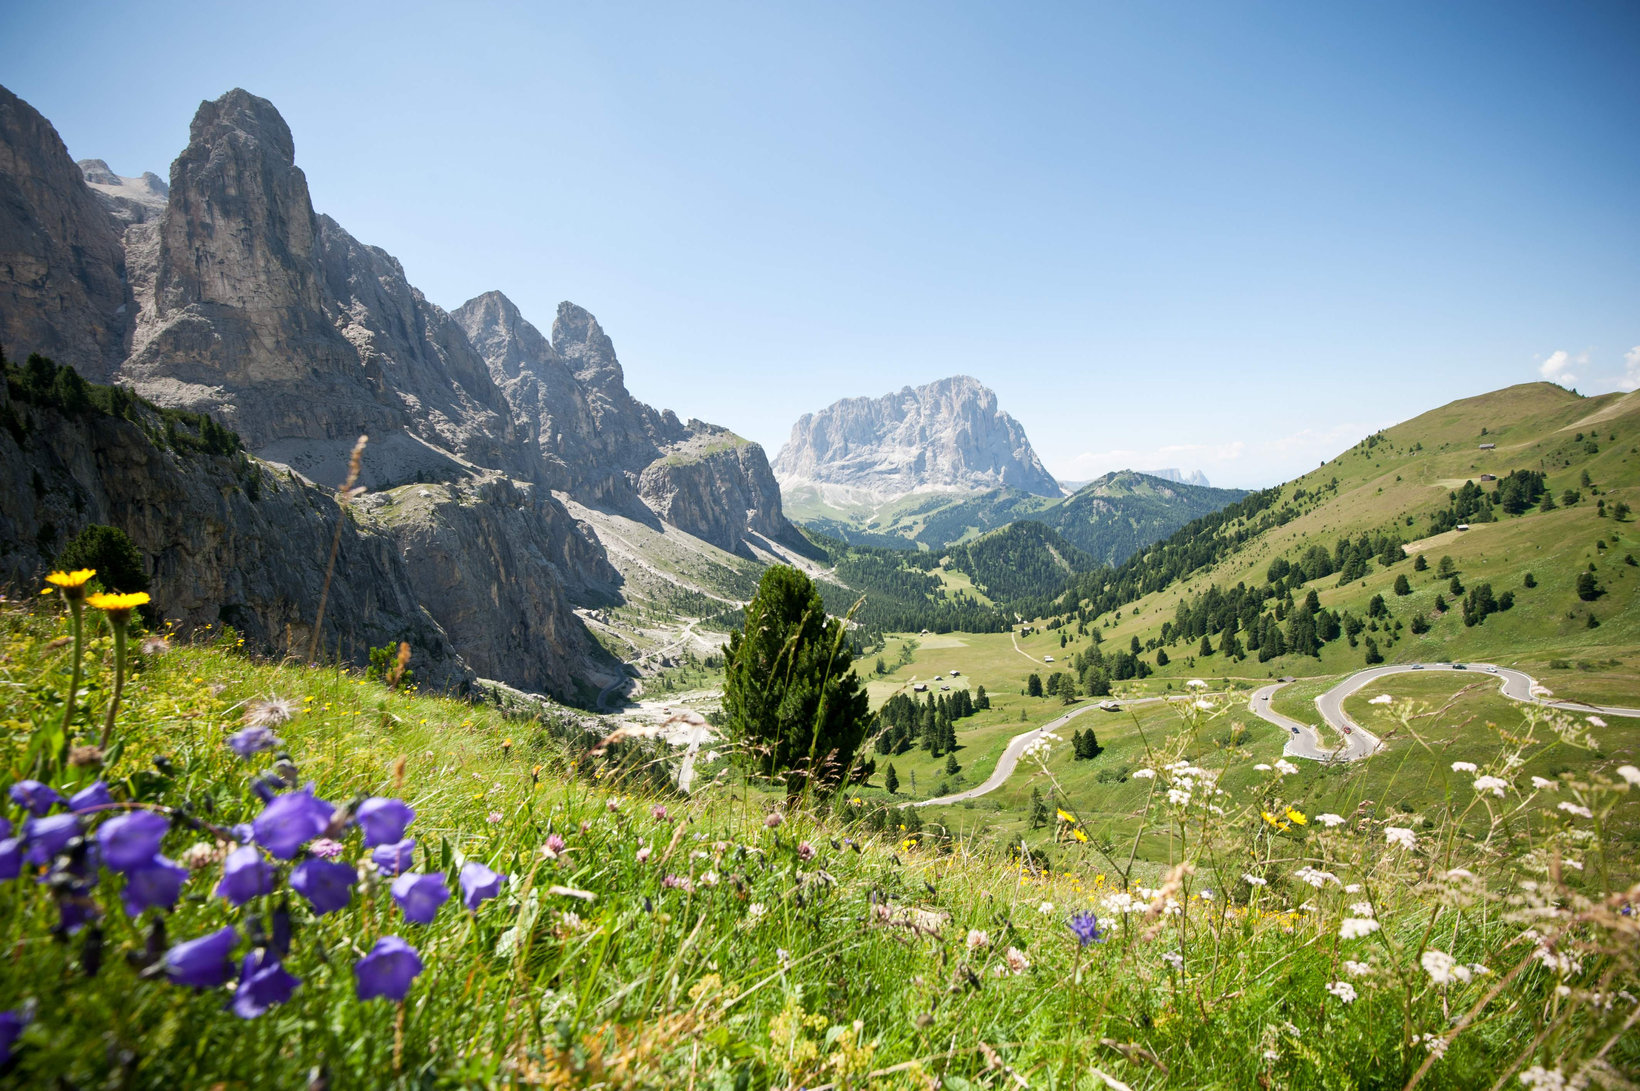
[1028,788,1050,829]
[884,764,899,794]
[1027,673,1043,697]
[944,753,959,775]
[1199,634,1214,657]
[1393,574,1411,596]
[974,685,990,709]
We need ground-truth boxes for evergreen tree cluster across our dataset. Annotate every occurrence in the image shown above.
[1070,727,1102,760]
[872,687,978,758]
[1460,582,1513,626]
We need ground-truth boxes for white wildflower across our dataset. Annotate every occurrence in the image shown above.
[1385,826,1416,850]
[1242,873,1268,887]
[1368,694,1393,705]
[1450,761,1477,773]
[966,928,990,951]
[1473,775,1508,797]
[1617,765,1640,787]
[1316,813,1345,828]
[1349,901,1374,918]
[1038,900,1055,915]
[1194,699,1213,711]
[1445,868,1475,880]
[1344,883,1362,893]
[746,902,766,924]
[1342,959,1373,978]
[1294,866,1339,888]
[1531,776,1557,790]
[1167,788,1192,806]
[1131,768,1157,780]
[1002,946,1030,975]
[1586,715,1606,728]
[1557,802,1593,819]
[1161,951,1184,969]
[1340,918,1379,939]
[1253,763,1272,771]
[1518,1066,1566,1091]
[1274,759,1299,776]
[1414,1033,1449,1058]
[1186,679,1208,689]
[1421,949,1470,985]
[1326,981,1357,1003]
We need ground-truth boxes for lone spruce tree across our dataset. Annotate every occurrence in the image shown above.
[721,565,870,796]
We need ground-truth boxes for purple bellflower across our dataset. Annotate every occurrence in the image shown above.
[23,813,80,865]
[390,871,449,924]
[290,858,356,915]
[459,862,506,911]
[9,780,63,817]
[253,785,334,860]
[355,797,414,847]
[231,949,300,1019]
[68,781,113,814]
[122,856,189,916]
[165,925,237,988]
[97,810,170,872]
[226,725,282,758]
[215,845,275,906]
[354,936,423,1001]
[371,838,415,876]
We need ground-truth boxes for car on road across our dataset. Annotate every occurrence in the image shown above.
[1453,664,1467,670]
[1291,726,1300,734]
[1486,667,1498,673]
[1343,726,1353,734]
[1412,664,1424,670]
[1099,701,1120,712]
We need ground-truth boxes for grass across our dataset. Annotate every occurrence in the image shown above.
[2,596,1639,1088]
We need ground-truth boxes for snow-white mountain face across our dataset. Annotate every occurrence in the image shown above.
[773,375,1059,500]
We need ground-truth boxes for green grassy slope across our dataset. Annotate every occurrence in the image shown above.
[2,602,1635,1087]
[1063,383,1640,687]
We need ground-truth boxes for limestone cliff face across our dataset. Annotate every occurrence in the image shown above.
[0,87,129,381]
[774,375,1059,499]
[638,430,794,554]
[0,378,466,687]
[454,291,796,554]
[0,379,622,695]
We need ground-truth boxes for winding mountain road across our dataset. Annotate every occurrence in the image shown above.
[1248,663,1640,764]
[913,664,1638,806]
[913,696,1168,807]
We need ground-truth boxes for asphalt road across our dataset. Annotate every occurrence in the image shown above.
[1249,662,1640,764]
[912,696,1167,807]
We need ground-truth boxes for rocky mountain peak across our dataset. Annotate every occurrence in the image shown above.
[454,290,558,382]
[552,301,624,391]
[774,375,1060,499]
[188,88,296,167]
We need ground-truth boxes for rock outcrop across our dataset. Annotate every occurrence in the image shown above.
[0,87,130,381]
[774,375,1059,499]
[0,83,805,697]
[454,291,797,555]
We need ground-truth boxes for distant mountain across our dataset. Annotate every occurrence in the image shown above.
[791,469,1248,566]
[774,376,1060,500]
[1138,467,1211,487]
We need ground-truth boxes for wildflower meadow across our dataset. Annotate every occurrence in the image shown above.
[0,574,1636,1088]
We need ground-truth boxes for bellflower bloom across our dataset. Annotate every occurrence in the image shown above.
[459,861,505,911]
[231,950,300,1019]
[98,810,170,872]
[371,838,416,876]
[165,925,238,988]
[23,813,80,864]
[253,785,334,859]
[226,725,282,759]
[121,855,189,916]
[356,798,415,847]
[9,780,63,816]
[215,845,275,906]
[290,858,356,915]
[68,781,113,814]
[0,1006,30,1066]
[1069,910,1104,947]
[354,935,424,1001]
[390,872,450,924]
[0,835,21,881]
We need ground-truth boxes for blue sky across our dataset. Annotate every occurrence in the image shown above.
[4,0,1637,488]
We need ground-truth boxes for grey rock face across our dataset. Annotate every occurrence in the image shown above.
[1138,467,1211,487]
[454,291,795,554]
[0,87,130,381]
[773,375,1059,498]
[78,159,168,225]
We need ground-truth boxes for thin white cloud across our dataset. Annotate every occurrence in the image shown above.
[1538,349,1584,387]
[1621,345,1640,393]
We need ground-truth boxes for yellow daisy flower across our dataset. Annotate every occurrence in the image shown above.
[85,591,150,620]
[45,569,96,590]
[1285,807,1307,826]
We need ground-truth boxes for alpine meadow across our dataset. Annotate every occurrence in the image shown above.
[1,4,1638,1090]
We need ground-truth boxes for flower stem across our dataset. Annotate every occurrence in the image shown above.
[98,615,128,750]
[59,599,85,757]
